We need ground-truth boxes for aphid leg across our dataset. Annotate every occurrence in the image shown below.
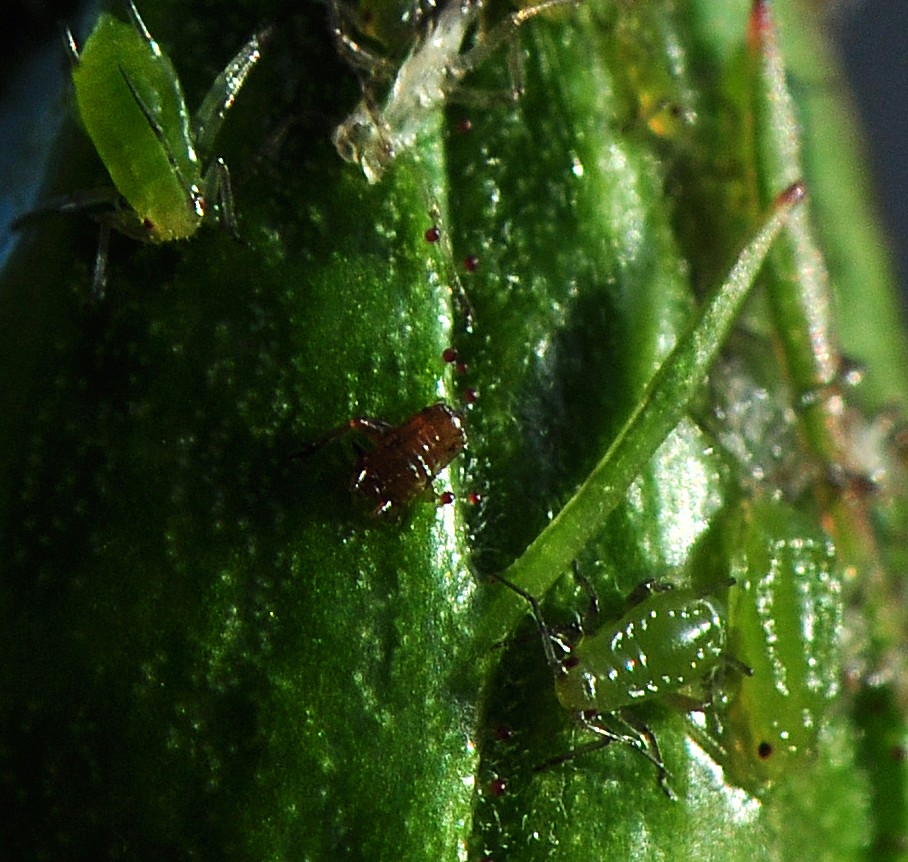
[327,0,396,79]
[600,712,676,800]
[90,220,112,301]
[569,561,600,633]
[11,187,124,299]
[289,416,393,462]
[205,158,242,241]
[534,711,676,799]
[193,25,273,160]
[492,573,566,676]
[452,0,584,82]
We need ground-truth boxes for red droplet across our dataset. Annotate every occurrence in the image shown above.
[467,491,482,506]
[442,347,458,363]
[455,361,469,376]
[495,724,514,742]
[489,777,507,797]
[458,118,473,133]
[463,255,478,272]
[464,387,479,403]
[425,226,440,243]
[438,491,455,506]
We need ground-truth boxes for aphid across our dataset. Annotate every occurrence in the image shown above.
[712,498,842,795]
[295,402,466,517]
[331,0,582,183]
[496,568,735,797]
[21,1,268,296]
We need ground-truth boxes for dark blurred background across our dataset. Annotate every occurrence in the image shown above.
[836,1,908,310]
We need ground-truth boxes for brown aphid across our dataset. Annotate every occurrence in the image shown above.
[296,402,465,517]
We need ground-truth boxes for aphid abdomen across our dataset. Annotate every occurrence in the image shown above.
[352,403,465,514]
[72,13,201,241]
[720,499,842,791]
[555,589,726,713]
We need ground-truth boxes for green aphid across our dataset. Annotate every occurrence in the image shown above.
[497,568,734,799]
[32,1,269,296]
[718,498,843,795]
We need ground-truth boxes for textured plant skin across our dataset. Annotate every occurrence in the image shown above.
[0,1,906,860]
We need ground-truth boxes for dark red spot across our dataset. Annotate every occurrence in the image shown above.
[464,255,479,272]
[425,226,440,243]
[495,724,514,742]
[143,218,154,231]
[458,118,473,133]
[455,361,469,375]
[442,347,458,363]
[563,656,580,670]
[464,387,479,403]
[467,491,482,506]
[891,746,907,763]
[757,741,774,760]
[438,491,455,506]
[489,777,507,797]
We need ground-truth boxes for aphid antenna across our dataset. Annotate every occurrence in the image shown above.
[62,25,80,66]
[123,0,154,45]
[491,572,568,678]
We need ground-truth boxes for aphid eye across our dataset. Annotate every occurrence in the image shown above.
[757,741,774,760]
[562,655,580,670]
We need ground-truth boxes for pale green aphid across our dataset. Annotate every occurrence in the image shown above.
[61,2,267,294]
[497,569,732,798]
[716,498,842,795]
[332,0,582,183]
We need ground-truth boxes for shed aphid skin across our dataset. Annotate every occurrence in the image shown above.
[22,1,269,297]
[332,0,583,183]
[495,567,736,798]
[292,402,466,517]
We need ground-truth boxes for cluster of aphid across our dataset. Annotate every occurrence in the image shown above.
[17,0,856,811]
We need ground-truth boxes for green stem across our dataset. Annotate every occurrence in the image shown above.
[476,181,804,650]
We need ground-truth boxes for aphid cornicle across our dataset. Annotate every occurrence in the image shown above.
[296,402,466,517]
[497,569,733,797]
[21,1,269,296]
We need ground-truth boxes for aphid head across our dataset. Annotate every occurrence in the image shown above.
[332,105,394,184]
